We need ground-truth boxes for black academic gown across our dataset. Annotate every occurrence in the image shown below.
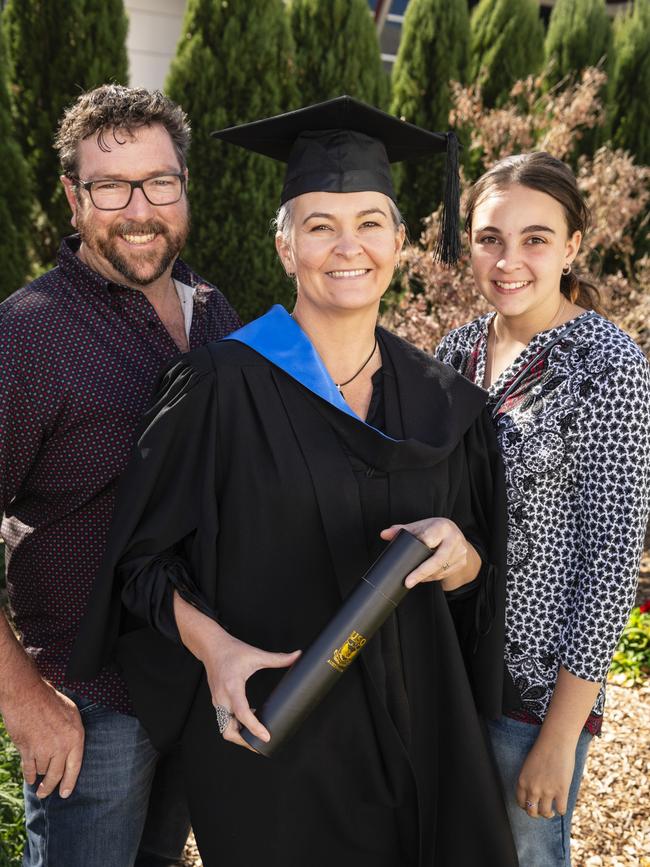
[69,307,518,867]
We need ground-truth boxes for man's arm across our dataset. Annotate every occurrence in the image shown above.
[0,610,84,798]
[0,315,85,798]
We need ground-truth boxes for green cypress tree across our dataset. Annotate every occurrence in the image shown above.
[544,0,611,158]
[545,0,611,87]
[3,0,129,269]
[80,0,129,94]
[290,0,388,108]
[469,0,545,108]
[0,20,31,300]
[610,0,650,165]
[166,0,298,321]
[390,0,469,235]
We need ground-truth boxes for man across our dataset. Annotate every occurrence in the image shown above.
[0,84,240,866]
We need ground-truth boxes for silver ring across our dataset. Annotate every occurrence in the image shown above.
[524,801,536,809]
[215,704,234,735]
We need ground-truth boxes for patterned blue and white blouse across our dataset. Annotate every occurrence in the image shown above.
[436,311,650,731]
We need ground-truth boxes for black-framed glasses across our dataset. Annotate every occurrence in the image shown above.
[72,173,186,210]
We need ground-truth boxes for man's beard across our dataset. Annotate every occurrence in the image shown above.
[77,210,190,287]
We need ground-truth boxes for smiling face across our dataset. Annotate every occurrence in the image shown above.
[276,190,404,318]
[468,183,582,326]
[61,122,189,288]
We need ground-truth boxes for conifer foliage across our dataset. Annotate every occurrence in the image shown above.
[166,0,297,321]
[290,0,388,108]
[545,0,611,87]
[610,0,650,165]
[0,21,31,300]
[390,0,469,234]
[469,0,545,108]
[3,0,129,269]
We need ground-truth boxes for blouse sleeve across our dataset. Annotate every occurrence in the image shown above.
[68,346,221,680]
[559,355,650,682]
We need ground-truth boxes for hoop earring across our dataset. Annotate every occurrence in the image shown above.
[562,263,572,276]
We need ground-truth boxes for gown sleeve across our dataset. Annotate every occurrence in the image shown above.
[445,406,517,719]
[67,345,221,681]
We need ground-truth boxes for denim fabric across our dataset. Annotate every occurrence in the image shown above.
[23,691,159,867]
[486,716,592,867]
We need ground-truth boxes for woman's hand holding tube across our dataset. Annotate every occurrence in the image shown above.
[173,592,301,752]
[380,518,481,591]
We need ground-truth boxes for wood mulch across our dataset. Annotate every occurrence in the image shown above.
[182,543,650,867]
[571,681,650,867]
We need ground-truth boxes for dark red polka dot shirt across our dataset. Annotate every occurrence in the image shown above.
[0,236,241,714]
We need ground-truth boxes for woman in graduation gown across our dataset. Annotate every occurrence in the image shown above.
[69,98,519,867]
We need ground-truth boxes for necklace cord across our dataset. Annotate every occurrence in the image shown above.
[335,338,378,392]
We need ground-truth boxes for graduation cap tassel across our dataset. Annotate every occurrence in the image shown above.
[434,132,462,267]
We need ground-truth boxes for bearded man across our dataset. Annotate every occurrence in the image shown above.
[0,85,240,867]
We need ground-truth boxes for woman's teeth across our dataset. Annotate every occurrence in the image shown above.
[327,269,369,278]
[494,280,530,289]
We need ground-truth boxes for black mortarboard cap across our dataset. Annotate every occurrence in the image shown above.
[212,96,461,265]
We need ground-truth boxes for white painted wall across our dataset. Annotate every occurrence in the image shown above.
[124,0,186,91]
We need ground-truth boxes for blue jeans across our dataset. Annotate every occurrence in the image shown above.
[23,691,159,867]
[486,716,592,867]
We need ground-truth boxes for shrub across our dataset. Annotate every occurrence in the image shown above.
[469,0,545,108]
[2,0,129,270]
[382,66,650,360]
[544,0,611,157]
[290,0,388,108]
[0,20,31,301]
[608,604,650,687]
[390,0,470,235]
[0,716,23,867]
[166,0,298,321]
[544,0,611,88]
[610,0,650,166]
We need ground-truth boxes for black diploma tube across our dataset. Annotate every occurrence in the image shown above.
[242,529,432,756]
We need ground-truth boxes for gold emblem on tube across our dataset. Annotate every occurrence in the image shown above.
[327,630,367,672]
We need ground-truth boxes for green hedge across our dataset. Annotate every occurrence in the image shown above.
[0,717,23,867]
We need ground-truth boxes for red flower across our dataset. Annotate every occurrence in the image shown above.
[640,600,650,614]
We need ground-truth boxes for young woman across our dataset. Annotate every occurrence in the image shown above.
[436,152,650,867]
[69,99,518,866]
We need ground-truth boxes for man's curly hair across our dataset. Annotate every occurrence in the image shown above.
[55,84,191,176]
